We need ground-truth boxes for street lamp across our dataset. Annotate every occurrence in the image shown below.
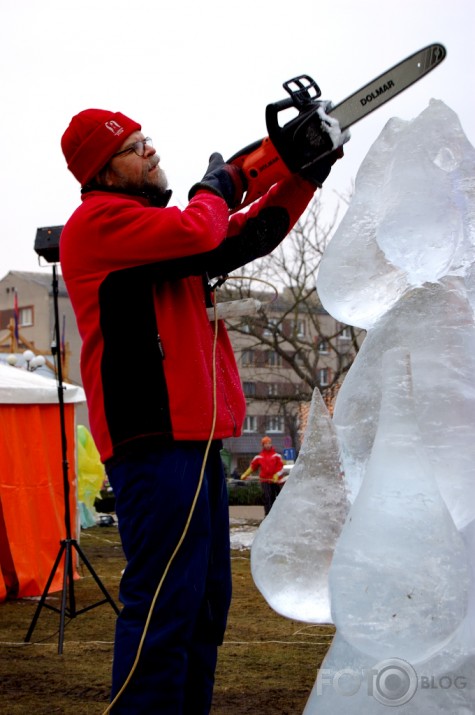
[29,355,46,370]
[6,350,47,371]
[22,349,35,368]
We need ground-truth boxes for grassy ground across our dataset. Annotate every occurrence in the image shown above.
[0,524,334,714]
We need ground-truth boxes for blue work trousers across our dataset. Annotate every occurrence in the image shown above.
[106,441,232,714]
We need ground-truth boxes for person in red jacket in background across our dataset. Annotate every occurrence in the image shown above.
[60,106,346,715]
[241,436,285,515]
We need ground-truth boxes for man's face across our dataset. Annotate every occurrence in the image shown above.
[102,131,168,195]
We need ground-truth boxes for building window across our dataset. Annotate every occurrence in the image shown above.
[243,381,256,397]
[266,350,282,367]
[263,318,279,337]
[241,349,255,367]
[267,383,278,396]
[19,306,33,327]
[317,339,329,354]
[243,415,257,433]
[339,326,351,340]
[291,319,306,337]
[265,415,284,433]
[318,368,329,386]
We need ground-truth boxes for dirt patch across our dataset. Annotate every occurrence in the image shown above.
[0,526,334,714]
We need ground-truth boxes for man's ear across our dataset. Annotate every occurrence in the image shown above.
[96,165,114,187]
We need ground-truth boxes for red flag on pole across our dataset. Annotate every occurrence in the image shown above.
[61,314,66,364]
[13,291,19,345]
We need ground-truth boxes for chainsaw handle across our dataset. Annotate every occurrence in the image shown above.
[227,137,292,213]
[225,75,322,212]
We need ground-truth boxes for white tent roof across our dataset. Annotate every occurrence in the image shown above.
[0,363,85,404]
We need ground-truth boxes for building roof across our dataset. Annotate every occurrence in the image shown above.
[3,270,68,297]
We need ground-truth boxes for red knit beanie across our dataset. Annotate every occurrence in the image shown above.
[61,109,141,186]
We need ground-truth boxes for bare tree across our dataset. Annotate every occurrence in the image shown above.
[218,193,363,450]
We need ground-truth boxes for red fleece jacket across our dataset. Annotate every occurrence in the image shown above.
[250,447,285,483]
[60,176,315,462]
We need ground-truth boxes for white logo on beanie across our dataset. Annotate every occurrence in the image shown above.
[105,120,125,136]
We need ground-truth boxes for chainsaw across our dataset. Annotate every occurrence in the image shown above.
[227,44,446,213]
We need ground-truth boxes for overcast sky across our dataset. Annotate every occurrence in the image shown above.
[1,0,474,278]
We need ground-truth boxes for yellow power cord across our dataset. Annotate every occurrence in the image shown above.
[103,296,220,714]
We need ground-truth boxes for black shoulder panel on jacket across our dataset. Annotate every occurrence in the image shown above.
[142,206,291,282]
[206,206,291,278]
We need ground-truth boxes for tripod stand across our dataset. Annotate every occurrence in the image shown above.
[25,261,120,654]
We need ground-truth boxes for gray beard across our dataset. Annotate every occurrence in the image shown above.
[115,166,168,194]
[109,167,170,204]
[87,170,172,207]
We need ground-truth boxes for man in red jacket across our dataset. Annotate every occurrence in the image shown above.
[241,436,285,515]
[60,107,345,714]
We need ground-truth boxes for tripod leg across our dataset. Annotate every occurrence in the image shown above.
[67,539,77,617]
[73,540,120,615]
[58,540,73,654]
[25,540,66,643]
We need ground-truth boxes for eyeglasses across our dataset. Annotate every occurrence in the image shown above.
[112,137,153,159]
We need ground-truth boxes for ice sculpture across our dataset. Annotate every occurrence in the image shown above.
[305,100,475,713]
[251,388,350,623]
[252,99,475,713]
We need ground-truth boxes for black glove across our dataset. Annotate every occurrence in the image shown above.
[300,146,344,188]
[189,153,246,209]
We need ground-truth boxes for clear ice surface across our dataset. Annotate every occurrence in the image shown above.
[251,388,350,623]
[329,348,469,663]
[317,100,475,330]
[333,277,475,528]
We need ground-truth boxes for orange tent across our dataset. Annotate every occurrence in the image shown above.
[0,364,85,601]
